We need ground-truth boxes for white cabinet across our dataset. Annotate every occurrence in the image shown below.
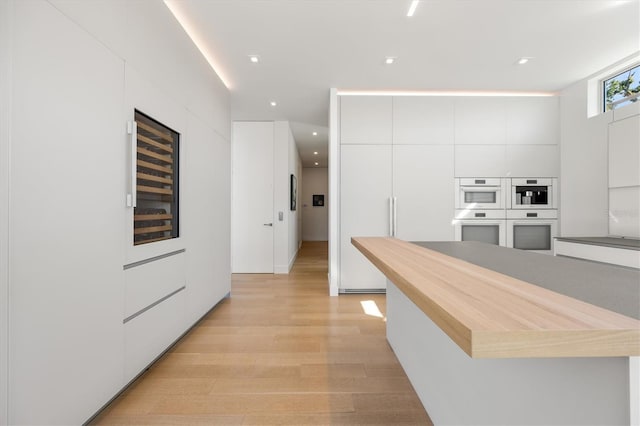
[608,114,640,238]
[10,2,125,424]
[506,144,559,177]
[393,145,455,241]
[339,144,455,291]
[336,94,560,291]
[455,145,507,177]
[393,97,455,145]
[124,288,186,381]
[340,145,392,290]
[609,115,640,187]
[340,96,392,144]
[506,97,559,145]
[455,97,507,145]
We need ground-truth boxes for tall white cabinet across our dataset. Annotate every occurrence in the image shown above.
[339,97,455,291]
[334,94,559,293]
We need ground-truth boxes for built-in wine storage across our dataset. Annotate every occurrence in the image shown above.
[133,110,179,245]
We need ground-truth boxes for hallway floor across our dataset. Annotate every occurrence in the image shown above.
[92,241,432,425]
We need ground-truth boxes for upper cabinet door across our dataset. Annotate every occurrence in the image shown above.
[455,97,507,145]
[506,97,559,145]
[392,97,455,145]
[340,96,392,144]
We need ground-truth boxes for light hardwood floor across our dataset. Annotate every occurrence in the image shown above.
[92,241,432,425]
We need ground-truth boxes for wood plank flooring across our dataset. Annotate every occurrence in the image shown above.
[92,241,432,425]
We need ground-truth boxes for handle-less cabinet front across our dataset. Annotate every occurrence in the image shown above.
[340,145,392,291]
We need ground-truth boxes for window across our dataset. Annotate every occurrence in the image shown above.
[133,110,180,245]
[603,64,640,111]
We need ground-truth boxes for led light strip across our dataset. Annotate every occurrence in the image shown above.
[337,90,557,97]
[164,0,232,89]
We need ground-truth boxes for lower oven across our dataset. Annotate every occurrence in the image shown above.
[454,209,506,246]
[506,210,558,254]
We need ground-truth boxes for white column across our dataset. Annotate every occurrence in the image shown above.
[0,0,13,423]
[328,88,339,296]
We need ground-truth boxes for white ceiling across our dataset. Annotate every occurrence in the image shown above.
[170,0,640,167]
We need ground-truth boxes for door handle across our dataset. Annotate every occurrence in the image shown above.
[263,223,273,227]
[393,197,397,237]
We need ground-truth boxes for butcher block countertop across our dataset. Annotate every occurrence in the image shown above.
[352,237,640,359]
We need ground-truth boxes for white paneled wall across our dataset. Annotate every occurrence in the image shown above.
[6,1,230,424]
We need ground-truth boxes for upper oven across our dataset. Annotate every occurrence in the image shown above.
[455,178,505,209]
[509,178,557,209]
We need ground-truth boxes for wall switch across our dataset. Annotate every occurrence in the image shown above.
[278,211,284,221]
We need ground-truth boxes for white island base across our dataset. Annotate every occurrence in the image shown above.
[387,281,635,425]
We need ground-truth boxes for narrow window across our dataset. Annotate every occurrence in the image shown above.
[603,64,640,111]
[133,110,179,245]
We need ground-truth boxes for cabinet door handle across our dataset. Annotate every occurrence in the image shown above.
[263,223,273,227]
[389,197,393,236]
[127,120,137,208]
[393,197,397,237]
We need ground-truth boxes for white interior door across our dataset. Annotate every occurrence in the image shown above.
[340,144,392,291]
[232,122,274,273]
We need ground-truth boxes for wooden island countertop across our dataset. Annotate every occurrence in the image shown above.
[352,237,640,358]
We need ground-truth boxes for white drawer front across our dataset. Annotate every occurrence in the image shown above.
[124,288,186,381]
[124,251,186,318]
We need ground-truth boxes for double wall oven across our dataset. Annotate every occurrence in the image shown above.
[454,178,506,246]
[454,177,558,254]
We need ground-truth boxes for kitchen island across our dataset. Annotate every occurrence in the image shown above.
[352,237,640,426]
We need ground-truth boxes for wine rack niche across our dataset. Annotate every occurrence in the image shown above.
[133,110,179,245]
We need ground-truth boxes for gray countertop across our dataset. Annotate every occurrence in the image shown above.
[413,241,640,320]
[555,236,640,250]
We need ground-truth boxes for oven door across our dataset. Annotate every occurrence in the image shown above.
[510,178,556,209]
[456,178,505,209]
[454,219,506,246]
[506,219,558,254]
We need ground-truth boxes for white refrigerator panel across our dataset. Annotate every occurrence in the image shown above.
[340,145,392,290]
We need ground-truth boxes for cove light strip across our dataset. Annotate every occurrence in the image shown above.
[337,90,557,97]
[164,0,231,89]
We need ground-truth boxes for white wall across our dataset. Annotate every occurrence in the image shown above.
[559,56,640,238]
[560,80,612,236]
[288,126,303,264]
[5,1,230,424]
[275,121,302,272]
[302,167,329,241]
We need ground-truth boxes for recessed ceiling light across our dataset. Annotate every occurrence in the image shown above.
[313,151,318,155]
[407,0,420,17]
[312,131,318,136]
[249,55,260,63]
[270,101,277,106]
[314,162,319,166]
[385,57,396,65]
[517,57,530,65]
